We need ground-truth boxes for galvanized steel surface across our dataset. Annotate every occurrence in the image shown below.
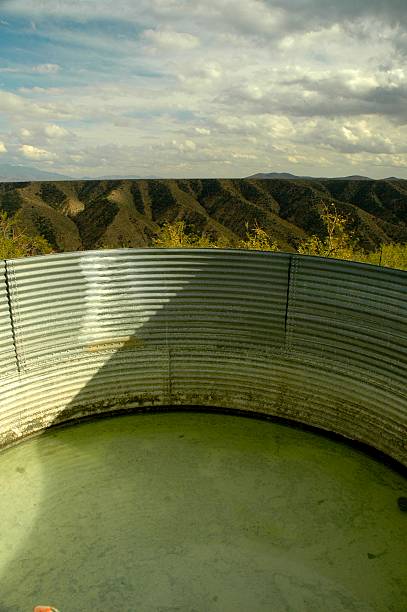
[0,249,406,465]
[0,262,17,377]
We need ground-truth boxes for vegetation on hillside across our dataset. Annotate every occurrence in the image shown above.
[151,204,407,271]
[152,220,278,251]
[298,203,407,270]
[1,178,407,252]
[0,212,52,259]
[1,200,404,271]
[358,242,407,271]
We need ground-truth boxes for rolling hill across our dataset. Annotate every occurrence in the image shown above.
[0,178,406,253]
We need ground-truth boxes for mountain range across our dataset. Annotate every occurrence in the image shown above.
[247,172,375,180]
[1,164,405,183]
[0,164,158,182]
[0,177,406,253]
[0,164,72,182]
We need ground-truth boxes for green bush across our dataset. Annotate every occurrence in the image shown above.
[0,212,52,258]
[298,203,357,260]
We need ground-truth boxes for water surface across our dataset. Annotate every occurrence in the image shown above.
[0,412,405,611]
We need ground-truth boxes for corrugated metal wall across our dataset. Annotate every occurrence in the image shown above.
[0,262,18,378]
[0,249,405,465]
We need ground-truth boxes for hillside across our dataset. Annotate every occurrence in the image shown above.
[0,178,406,253]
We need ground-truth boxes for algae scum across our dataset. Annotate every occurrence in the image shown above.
[0,412,405,611]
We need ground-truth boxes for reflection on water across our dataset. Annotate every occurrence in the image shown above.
[0,412,406,612]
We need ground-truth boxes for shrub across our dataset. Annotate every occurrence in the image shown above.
[237,222,279,251]
[0,212,52,258]
[358,242,407,271]
[298,203,356,260]
[152,221,219,248]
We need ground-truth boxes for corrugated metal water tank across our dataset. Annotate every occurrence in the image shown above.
[0,249,406,465]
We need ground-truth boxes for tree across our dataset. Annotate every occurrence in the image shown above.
[152,221,221,248]
[152,221,196,248]
[298,203,356,260]
[237,222,279,252]
[0,212,52,259]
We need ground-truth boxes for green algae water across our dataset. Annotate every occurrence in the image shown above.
[0,412,405,612]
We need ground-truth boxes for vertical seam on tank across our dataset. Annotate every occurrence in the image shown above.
[4,260,22,373]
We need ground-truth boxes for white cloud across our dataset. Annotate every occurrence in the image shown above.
[171,139,197,152]
[0,89,72,120]
[0,63,61,75]
[32,63,60,74]
[44,124,68,138]
[0,67,20,74]
[0,142,7,153]
[231,152,257,159]
[143,29,199,50]
[2,0,407,178]
[345,72,379,92]
[0,90,25,111]
[18,86,64,94]
[342,126,359,144]
[219,1,285,37]
[20,144,56,160]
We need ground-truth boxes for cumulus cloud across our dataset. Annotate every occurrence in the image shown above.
[216,63,407,125]
[171,139,197,153]
[20,144,56,160]
[0,90,25,112]
[44,124,68,138]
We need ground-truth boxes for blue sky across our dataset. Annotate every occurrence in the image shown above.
[0,0,407,178]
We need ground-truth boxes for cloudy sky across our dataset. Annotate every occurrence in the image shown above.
[0,0,407,178]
